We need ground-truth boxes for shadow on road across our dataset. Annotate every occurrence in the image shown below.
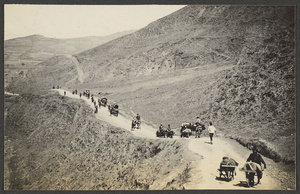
[204,142,212,145]
[233,181,253,188]
[215,176,232,182]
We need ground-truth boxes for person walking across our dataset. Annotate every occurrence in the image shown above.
[196,117,201,125]
[207,122,216,144]
[136,114,141,121]
[246,147,267,184]
[167,124,171,132]
[94,105,98,114]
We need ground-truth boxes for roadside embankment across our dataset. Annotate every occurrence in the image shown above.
[4,91,199,190]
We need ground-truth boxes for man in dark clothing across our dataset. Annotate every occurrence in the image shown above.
[94,105,98,113]
[246,147,267,184]
[136,114,140,121]
[159,124,164,133]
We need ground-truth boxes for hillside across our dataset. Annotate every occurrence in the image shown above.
[5,5,296,189]
[78,5,296,164]
[4,92,196,190]
[4,31,135,87]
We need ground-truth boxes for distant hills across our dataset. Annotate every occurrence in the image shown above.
[8,5,295,163]
[4,30,135,86]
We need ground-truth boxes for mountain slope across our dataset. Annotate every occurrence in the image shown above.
[8,5,296,164]
[4,31,135,87]
[74,5,294,82]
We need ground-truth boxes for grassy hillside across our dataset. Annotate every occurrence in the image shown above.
[7,5,295,165]
[4,31,135,87]
[7,55,80,94]
[74,5,295,163]
[4,92,198,189]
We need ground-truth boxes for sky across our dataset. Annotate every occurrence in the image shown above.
[4,5,186,40]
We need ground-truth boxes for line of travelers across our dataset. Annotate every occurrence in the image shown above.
[156,117,217,142]
[67,89,118,116]
[53,85,62,89]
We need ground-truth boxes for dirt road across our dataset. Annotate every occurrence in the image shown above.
[54,89,282,190]
[63,55,85,83]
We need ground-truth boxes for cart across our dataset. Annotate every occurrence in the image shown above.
[218,165,237,181]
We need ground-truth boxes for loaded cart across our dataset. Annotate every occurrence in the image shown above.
[218,165,237,181]
[218,157,239,181]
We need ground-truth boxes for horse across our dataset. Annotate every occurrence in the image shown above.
[180,128,192,138]
[166,130,175,138]
[181,122,205,138]
[181,123,197,136]
[195,123,206,138]
[156,129,166,138]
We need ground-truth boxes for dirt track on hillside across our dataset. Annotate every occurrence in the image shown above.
[54,89,282,190]
[63,55,85,84]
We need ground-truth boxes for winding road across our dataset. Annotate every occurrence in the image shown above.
[54,89,282,190]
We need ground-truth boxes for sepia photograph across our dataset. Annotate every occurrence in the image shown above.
[3,1,297,191]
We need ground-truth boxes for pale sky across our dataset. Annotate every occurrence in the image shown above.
[4,5,186,40]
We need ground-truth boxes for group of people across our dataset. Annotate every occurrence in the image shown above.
[68,89,102,114]
[72,89,78,95]
[53,85,61,89]
[219,147,266,185]
[83,91,90,99]
[179,116,217,143]
[158,124,172,133]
